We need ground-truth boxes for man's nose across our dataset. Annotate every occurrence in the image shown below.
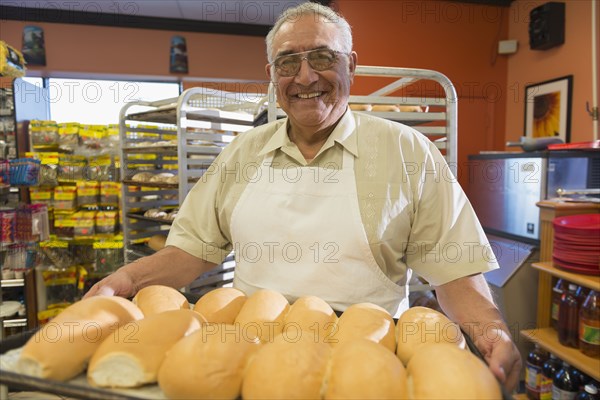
[294,58,319,85]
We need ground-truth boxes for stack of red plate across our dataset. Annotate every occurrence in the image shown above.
[552,214,600,275]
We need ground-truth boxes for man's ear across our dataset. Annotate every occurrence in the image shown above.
[265,63,273,81]
[349,51,358,83]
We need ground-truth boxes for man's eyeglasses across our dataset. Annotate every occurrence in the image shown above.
[272,49,347,77]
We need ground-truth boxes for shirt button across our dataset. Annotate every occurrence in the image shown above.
[368,193,374,198]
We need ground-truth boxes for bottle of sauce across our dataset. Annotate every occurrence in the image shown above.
[553,279,567,329]
[579,290,600,358]
[540,353,561,400]
[574,384,599,400]
[552,362,579,400]
[559,284,580,348]
[526,344,547,399]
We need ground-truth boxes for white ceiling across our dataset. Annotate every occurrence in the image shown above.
[13,0,311,26]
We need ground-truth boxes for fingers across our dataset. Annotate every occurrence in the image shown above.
[487,340,522,393]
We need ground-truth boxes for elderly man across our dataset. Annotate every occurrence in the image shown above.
[86,2,521,391]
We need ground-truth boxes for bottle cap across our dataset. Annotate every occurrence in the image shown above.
[585,384,598,395]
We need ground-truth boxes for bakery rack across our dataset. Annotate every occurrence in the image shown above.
[267,65,458,168]
[118,87,265,293]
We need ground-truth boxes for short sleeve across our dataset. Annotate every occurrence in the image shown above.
[405,142,499,286]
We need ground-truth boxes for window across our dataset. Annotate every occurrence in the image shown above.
[14,78,181,125]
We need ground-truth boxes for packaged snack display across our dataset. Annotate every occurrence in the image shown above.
[58,154,87,182]
[100,182,120,206]
[9,158,40,186]
[76,181,99,208]
[30,120,60,150]
[93,240,124,274]
[53,186,77,211]
[57,122,80,152]
[95,211,117,235]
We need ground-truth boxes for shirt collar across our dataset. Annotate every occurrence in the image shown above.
[258,108,358,158]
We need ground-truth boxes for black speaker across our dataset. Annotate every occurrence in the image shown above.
[529,2,565,50]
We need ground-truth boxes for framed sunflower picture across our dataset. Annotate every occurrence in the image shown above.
[524,75,573,143]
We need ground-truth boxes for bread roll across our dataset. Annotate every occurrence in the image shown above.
[371,104,400,112]
[17,296,143,381]
[242,337,331,400]
[132,285,189,316]
[157,324,260,400]
[332,302,396,352]
[149,172,174,183]
[284,296,337,344]
[193,287,247,324]
[407,343,501,399]
[87,309,206,387]
[324,338,407,399]
[398,105,423,112]
[396,306,466,366]
[147,234,167,252]
[234,289,289,343]
[349,103,372,111]
[131,171,154,182]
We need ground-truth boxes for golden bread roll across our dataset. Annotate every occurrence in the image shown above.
[398,105,423,112]
[234,289,289,343]
[131,171,154,182]
[157,324,260,400]
[324,338,407,399]
[349,103,372,111]
[87,309,206,387]
[332,302,396,352]
[284,295,337,344]
[396,306,466,366]
[193,287,247,324]
[132,285,189,316]
[149,172,174,183]
[17,296,143,381]
[407,343,502,399]
[147,234,167,252]
[371,104,400,112]
[242,337,331,400]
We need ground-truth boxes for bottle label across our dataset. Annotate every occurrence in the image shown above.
[580,321,600,345]
[540,376,553,400]
[526,364,542,391]
[552,385,577,400]
[551,303,559,322]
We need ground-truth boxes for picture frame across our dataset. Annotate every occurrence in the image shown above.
[524,75,573,143]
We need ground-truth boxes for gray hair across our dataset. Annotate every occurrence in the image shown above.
[265,2,353,63]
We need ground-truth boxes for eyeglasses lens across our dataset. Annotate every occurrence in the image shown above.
[275,50,338,77]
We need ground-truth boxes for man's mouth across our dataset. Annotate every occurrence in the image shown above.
[296,91,323,99]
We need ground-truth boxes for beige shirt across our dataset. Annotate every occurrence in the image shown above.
[166,109,498,287]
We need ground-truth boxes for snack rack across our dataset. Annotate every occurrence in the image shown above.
[118,87,265,293]
[267,65,458,168]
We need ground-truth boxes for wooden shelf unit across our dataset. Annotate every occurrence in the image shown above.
[521,328,600,381]
[520,200,600,385]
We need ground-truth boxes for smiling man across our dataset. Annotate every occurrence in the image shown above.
[86,2,521,392]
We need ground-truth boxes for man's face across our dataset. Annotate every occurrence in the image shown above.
[266,14,357,133]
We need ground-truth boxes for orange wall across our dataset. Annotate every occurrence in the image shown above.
[338,0,510,189]
[505,0,598,145]
[0,20,268,83]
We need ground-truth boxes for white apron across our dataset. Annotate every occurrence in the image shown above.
[229,137,407,317]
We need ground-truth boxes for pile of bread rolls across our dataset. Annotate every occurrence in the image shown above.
[131,171,178,185]
[15,286,502,399]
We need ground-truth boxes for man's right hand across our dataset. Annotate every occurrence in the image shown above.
[83,268,137,299]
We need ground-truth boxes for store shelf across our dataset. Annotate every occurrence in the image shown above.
[531,262,600,291]
[3,318,27,328]
[520,328,600,381]
[0,279,24,288]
